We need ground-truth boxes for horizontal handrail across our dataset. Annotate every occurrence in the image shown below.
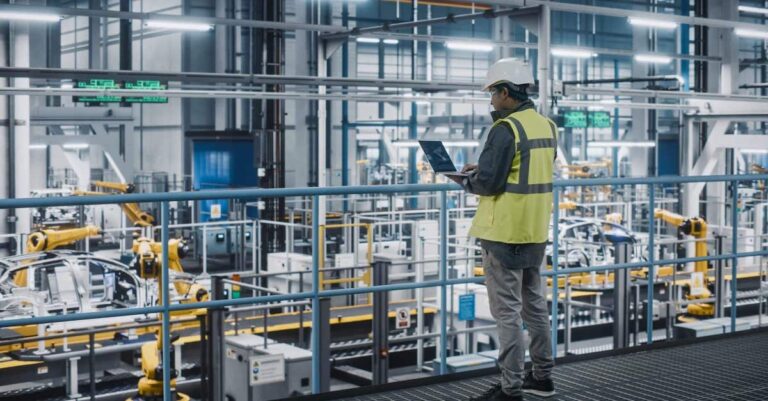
[1,174,766,209]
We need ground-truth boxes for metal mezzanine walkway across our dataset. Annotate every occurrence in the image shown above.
[292,328,768,401]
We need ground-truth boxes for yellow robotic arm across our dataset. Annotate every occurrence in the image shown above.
[73,190,155,227]
[92,180,136,194]
[130,334,189,401]
[129,238,198,401]
[131,238,208,303]
[653,209,708,273]
[14,225,101,287]
[654,208,712,316]
[26,225,100,253]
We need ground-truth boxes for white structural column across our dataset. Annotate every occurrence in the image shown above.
[537,5,550,117]
[0,25,8,241]
[12,20,31,235]
[214,0,228,130]
[317,27,327,227]
[494,6,512,60]
[627,25,650,177]
[710,0,740,96]
[289,2,314,188]
[683,0,740,222]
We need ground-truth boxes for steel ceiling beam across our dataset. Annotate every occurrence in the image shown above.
[0,4,346,33]
[0,87,712,111]
[359,32,719,62]
[558,100,698,112]
[363,31,536,49]
[0,87,490,104]
[1,2,763,37]
[320,5,541,40]
[566,86,768,103]
[475,0,768,33]
[0,66,479,91]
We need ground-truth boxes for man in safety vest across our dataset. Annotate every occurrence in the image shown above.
[458,58,557,401]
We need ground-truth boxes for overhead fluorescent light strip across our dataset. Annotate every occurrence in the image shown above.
[391,140,420,148]
[741,149,768,155]
[634,54,672,64]
[734,28,768,40]
[738,5,768,16]
[356,37,380,44]
[589,141,655,148]
[628,17,677,30]
[0,11,61,22]
[356,133,381,141]
[382,39,399,45]
[62,143,90,150]
[144,20,213,31]
[445,140,479,148]
[445,40,494,53]
[551,48,595,58]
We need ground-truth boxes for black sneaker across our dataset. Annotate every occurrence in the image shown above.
[468,383,523,401]
[522,372,556,397]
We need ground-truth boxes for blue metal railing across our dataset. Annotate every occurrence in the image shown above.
[0,174,766,398]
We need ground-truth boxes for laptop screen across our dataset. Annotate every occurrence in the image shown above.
[419,140,458,173]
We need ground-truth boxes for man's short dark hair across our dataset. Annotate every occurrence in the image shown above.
[494,82,529,101]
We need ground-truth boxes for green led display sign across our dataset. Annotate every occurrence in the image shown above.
[73,79,168,104]
[76,79,120,89]
[563,111,587,128]
[589,111,612,128]
[562,110,612,129]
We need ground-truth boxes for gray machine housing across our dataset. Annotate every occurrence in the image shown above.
[223,334,312,401]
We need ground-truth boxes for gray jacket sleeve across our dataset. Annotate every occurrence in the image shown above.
[462,124,515,196]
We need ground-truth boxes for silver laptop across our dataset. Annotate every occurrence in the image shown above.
[418,140,468,178]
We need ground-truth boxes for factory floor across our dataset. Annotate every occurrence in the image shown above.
[293,327,768,401]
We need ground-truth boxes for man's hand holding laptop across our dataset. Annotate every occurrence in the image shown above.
[448,164,477,184]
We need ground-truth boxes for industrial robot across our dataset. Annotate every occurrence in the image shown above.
[130,237,208,305]
[74,180,155,227]
[654,209,713,316]
[127,237,206,401]
[13,225,101,287]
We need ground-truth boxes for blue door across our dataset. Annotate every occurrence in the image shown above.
[658,138,679,177]
[193,140,258,222]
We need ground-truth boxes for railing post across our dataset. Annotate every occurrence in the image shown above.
[715,235,725,318]
[613,242,630,350]
[317,297,331,392]
[551,187,560,357]
[89,333,95,401]
[299,272,306,348]
[731,180,739,332]
[208,276,225,400]
[311,195,322,393]
[251,220,257,273]
[161,201,171,400]
[202,224,208,276]
[647,185,655,344]
[564,282,571,355]
[372,257,391,385]
[439,190,448,375]
[66,356,81,399]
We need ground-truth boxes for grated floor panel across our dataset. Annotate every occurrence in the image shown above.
[331,330,768,401]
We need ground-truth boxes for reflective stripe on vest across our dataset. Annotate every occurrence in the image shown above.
[501,116,557,194]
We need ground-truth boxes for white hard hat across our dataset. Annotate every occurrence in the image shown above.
[481,58,535,92]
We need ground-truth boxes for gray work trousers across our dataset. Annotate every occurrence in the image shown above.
[482,244,554,397]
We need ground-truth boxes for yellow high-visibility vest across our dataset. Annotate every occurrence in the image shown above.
[469,108,557,244]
